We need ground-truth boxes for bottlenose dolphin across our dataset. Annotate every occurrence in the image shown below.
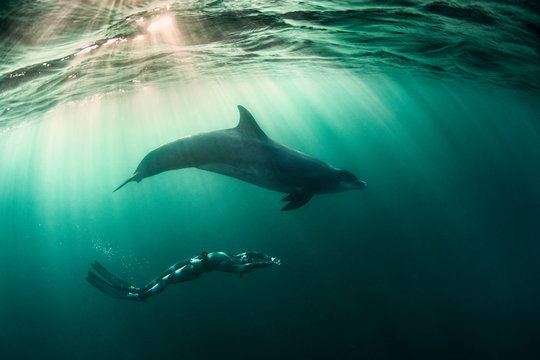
[114,105,366,211]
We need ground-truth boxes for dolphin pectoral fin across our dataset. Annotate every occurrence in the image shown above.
[280,192,313,211]
[113,174,138,192]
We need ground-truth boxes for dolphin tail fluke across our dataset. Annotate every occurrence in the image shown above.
[113,174,138,192]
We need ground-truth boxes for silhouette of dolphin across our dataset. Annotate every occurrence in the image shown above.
[114,105,366,211]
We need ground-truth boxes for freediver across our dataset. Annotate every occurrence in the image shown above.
[86,251,281,301]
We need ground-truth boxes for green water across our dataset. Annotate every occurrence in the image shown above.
[1,74,540,358]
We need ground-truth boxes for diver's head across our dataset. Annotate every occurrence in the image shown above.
[240,254,253,264]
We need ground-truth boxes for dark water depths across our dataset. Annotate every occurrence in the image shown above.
[1,1,540,359]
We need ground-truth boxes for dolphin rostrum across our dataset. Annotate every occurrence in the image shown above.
[114,105,366,211]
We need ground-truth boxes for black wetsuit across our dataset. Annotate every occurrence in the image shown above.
[87,251,280,301]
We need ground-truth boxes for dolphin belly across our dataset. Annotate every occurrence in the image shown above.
[197,163,301,194]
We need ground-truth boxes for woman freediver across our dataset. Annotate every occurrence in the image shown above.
[87,251,281,301]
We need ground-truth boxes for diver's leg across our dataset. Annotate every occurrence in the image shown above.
[136,257,193,293]
[137,263,201,300]
[87,258,203,301]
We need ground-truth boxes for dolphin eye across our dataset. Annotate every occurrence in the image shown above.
[340,170,355,180]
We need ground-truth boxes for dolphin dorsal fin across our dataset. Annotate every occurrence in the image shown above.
[235,105,268,140]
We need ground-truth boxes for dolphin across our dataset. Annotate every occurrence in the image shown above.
[114,105,366,211]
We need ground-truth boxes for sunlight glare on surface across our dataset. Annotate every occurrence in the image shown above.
[145,14,183,46]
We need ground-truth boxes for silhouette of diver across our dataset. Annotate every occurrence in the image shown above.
[87,251,281,301]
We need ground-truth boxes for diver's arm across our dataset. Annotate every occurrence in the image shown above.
[215,252,280,274]
[235,252,281,266]
[239,260,276,273]
[235,251,271,260]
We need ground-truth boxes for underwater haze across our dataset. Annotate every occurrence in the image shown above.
[1,0,540,359]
